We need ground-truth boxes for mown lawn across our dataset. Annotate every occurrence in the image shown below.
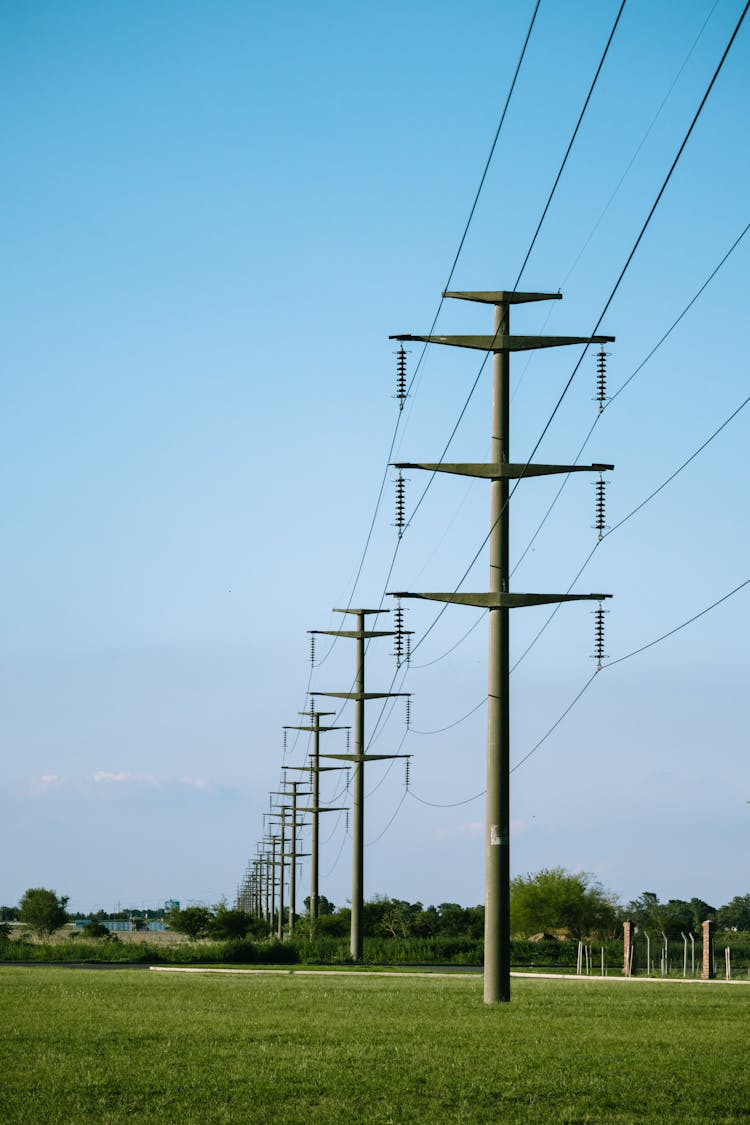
[1,967,748,1122]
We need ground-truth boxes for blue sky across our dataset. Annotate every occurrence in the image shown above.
[2,0,749,915]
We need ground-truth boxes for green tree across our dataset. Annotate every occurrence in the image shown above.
[209,907,268,940]
[688,898,717,931]
[627,893,697,939]
[303,895,336,916]
[437,903,484,939]
[717,894,750,932]
[511,868,619,940]
[18,888,69,938]
[166,905,213,940]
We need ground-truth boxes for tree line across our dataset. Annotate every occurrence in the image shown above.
[4,872,750,943]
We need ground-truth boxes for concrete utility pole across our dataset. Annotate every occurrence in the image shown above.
[284,711,349,930]
[390,290,614,1004]
[312,609,410,961]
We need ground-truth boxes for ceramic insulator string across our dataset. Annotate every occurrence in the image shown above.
[594,475,608,540]
[592,604,608,670]
[404,758,411,789]
[394,471,407,537]
[394,345,409,410]
[393,600,404,664]
[596,347,609,412]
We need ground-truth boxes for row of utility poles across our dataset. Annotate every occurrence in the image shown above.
[238,287,613,1005]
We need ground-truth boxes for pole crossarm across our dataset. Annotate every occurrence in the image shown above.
[321,753,409,763]
[316,691,411,701]
[311,629,395,640]
[284,724,348,733]
[284,764,349,773]
[443,290,562,304]
[297,805,349,814]
[332,607,389,615]
[389,591,611,608]
[389,333,614,352]
[392,461,614,479]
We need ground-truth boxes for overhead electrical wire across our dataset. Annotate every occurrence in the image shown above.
[245,2,750,892]
[404,6,749,664]
[511,574,750,774]
[411,382,750,737]
[403,0,629,536]
[311,0,630,746]
[410,217,749,671]
[408,571,750,806]
[310,0,542,673]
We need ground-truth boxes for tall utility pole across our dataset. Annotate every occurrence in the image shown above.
[391,289,614,1004]
[312,608,409,961]
[284,710,349,930]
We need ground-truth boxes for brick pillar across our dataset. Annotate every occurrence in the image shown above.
[701,919,715,980]
[623,921,635,976]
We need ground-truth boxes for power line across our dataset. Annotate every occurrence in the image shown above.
[321,0,543,641]
[515,0,628,284]
[410,573,750,804]
[365,788,409,847]
[405,10,749,662]
[404,1,629,535]
[513,576,750,773]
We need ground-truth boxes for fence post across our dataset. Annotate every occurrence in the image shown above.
[701,919,715,980]
[623,921,635,976]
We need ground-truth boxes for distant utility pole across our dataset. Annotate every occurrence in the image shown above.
[312,609,410,961]
[267,807,290,940]
[273,782,311,936]
[284,710,349,931]
[263,834,280,934]
[390,290,614,1004]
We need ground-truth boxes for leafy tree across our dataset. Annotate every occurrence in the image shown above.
[303,895,336,916]
[209,907,268,940]
[717,894,750,932]
[627,893,698,939]
[688,898,717,931]
[18,888,69,938]
[0,921,11,942]
[437,903,484,939]
[166,905,212,941]
[510,868,619,940]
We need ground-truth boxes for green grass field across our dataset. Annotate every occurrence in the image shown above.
[2,967,748,1123]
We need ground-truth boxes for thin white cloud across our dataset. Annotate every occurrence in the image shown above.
[25,771,222,799]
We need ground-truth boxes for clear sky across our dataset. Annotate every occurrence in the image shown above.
[2,0,749,915]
